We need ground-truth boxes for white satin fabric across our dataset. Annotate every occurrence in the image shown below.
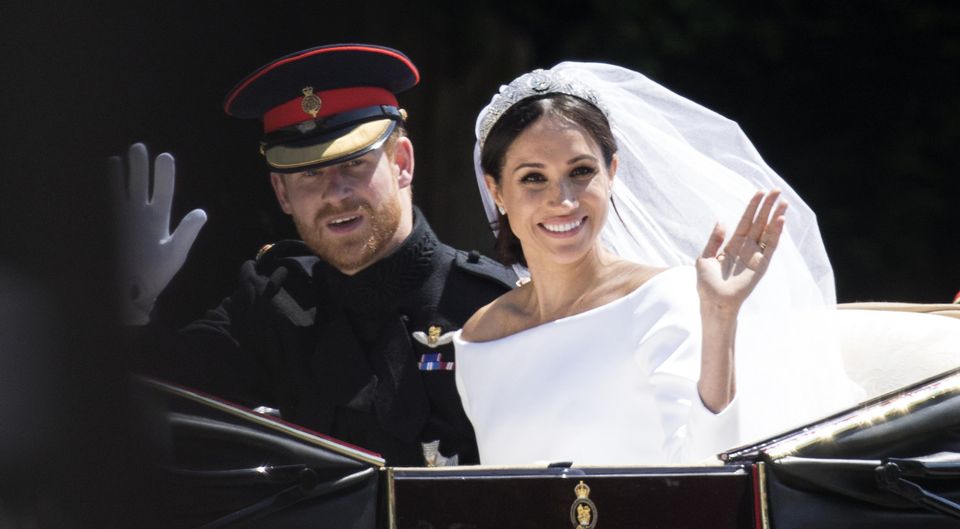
[454,267,739,466]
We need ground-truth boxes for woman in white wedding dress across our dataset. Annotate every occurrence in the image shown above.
[454,63,865,466]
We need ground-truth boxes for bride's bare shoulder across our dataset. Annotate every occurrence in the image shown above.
[608,260,669,294]
[460,287,530,343]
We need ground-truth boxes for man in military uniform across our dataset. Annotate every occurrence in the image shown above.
[122,44,514,466]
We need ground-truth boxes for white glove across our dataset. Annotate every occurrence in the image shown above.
[109,143,207,325]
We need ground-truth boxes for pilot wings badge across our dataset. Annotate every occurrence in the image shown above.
[412,325,455,348]
[414,326,456,371]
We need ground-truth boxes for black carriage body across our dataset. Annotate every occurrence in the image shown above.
[142,368,960,528]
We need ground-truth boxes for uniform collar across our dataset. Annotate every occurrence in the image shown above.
[317,206,439,312]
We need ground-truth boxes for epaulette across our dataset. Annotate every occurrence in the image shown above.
[254,240,317,276]
[453,250,518,290]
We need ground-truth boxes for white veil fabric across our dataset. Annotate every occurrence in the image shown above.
[473,62,863,444]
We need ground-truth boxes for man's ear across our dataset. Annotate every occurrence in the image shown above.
[269,172,293,214]
[393,136,414,189]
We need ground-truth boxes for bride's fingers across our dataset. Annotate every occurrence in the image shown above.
[746,190,782,241]
[733,191,765,238]
[758,201,788,257]
[701,222,726,258]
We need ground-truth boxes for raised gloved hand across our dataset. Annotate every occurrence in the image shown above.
[109,143,207,325]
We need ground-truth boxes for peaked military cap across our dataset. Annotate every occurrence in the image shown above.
[224,43,419,172]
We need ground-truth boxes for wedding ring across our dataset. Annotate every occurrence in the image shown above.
[758,241,768,253]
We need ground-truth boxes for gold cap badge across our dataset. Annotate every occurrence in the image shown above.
[301,86,322,117]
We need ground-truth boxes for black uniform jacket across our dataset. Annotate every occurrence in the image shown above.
[142,210,515,466]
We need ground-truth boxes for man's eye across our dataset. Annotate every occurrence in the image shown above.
[343,158,365,168]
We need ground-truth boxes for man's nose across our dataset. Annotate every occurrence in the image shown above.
[321,169,353,200]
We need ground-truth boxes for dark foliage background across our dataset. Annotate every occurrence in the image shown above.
[0,1,957,525]
[7,1,958,323]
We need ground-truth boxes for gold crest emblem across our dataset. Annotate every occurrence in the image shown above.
[427,325,442,346]
[569,481,598,529]
[412,325,455,348]
[301,86,322,117]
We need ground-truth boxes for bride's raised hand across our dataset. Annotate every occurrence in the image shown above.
[696,190,787,314]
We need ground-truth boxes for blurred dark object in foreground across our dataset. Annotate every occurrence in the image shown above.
[0,22,149,521]
[0,181,152,526]
[136,379,382,529]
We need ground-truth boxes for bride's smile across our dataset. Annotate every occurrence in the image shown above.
[486,114,616,267]
[539,215,585,236]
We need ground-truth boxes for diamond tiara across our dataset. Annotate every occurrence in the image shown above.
[476,69,608,148]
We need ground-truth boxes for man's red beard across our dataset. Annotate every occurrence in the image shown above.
[294,196,403,273]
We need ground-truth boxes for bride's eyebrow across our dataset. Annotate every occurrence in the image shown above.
[567,154,598,164]
[510,161,545,174]
[509,153,598,175]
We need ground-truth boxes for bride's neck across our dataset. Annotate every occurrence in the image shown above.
[524,244,616,323]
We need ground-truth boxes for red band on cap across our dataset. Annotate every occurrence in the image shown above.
[224,45,419,115]
[262,87,398,133]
